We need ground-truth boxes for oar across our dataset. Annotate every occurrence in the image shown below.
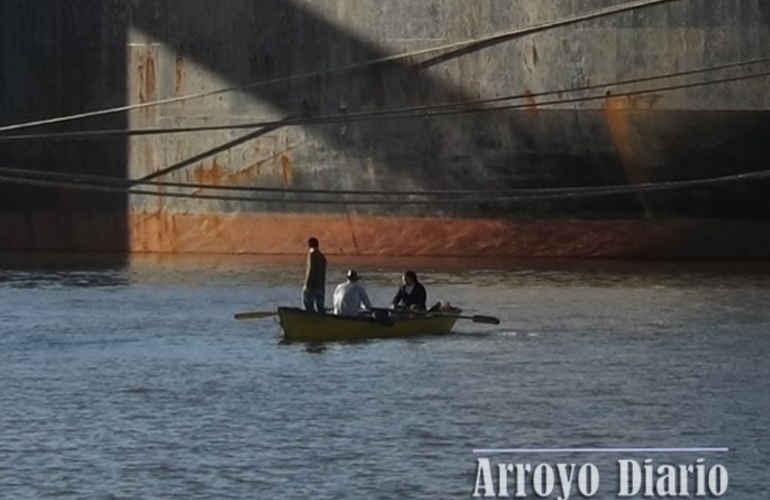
[233,311,277,320]
[371,307,500,325]
[439,313,500,325]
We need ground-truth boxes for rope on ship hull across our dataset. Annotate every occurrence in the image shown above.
[1,61,768,142]
[0,0,685,134]
[1,167,768,205]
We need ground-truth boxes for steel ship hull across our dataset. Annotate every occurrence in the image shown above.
[1,0,769,258]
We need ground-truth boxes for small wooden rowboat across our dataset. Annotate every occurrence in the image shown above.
[233,306,498,342]
[277,306,462,342]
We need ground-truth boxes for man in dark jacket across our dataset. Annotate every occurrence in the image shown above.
[303,237,327,313]
[391,270,427,311]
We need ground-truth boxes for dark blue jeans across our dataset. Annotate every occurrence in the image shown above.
[303,286,325,313]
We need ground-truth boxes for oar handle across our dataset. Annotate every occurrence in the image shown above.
[370,307,500,325]
[464,314,500,325]
[234,311,278,320]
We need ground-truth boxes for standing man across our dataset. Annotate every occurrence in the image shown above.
[303,237,327,313]
[333,270,373,316]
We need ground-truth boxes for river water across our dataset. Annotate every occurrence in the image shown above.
[0,254,768,499]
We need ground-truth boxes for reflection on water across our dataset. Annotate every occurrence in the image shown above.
[4,251,770,289]
[0,252,769,498]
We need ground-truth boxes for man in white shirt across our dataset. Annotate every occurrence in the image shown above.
[333,270,373,316]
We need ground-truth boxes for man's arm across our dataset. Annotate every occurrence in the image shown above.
[391,287,403,307]
[303,252,312,289]
[361,287,373,310]
[332,284,343,313]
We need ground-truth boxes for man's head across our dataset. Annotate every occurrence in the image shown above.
[403,270,417,285]
[307,237,319,249]
[347,269,361,282]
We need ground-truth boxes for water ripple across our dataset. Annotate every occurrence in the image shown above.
[1,256,769,498]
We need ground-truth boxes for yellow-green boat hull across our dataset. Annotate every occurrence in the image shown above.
[277,307,460,342]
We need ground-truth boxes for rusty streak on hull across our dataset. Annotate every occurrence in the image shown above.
[2,211,770,259]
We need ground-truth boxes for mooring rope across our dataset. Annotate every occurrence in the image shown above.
[1,62,767,142]
[1,163,769,198]
[1,168,768,205]
[0,0,683,133]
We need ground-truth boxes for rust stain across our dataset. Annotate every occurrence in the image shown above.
[366,157,376,184]
[4,211,770,258]
[280,155,293,186]
[523,89,538,114]
[64,211,765,259]
[604,93,634,161]
[225,163,261,184]
[174,51,185,98]
[603,93,653,217]
[137,49,157,105]
[254,144,261,176]
[193,159,223,186]
[176,139,186,165]
[189,159,268,194]
[237,164,261,183]
[155,180,166,213]
[629,94,662,110]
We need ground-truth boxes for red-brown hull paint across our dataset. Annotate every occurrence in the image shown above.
[2,211,770,259]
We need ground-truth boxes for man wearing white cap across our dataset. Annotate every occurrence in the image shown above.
[333,270,373,316]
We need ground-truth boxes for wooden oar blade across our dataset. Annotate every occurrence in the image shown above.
[234,311,277,320]
[471,314,500,325]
